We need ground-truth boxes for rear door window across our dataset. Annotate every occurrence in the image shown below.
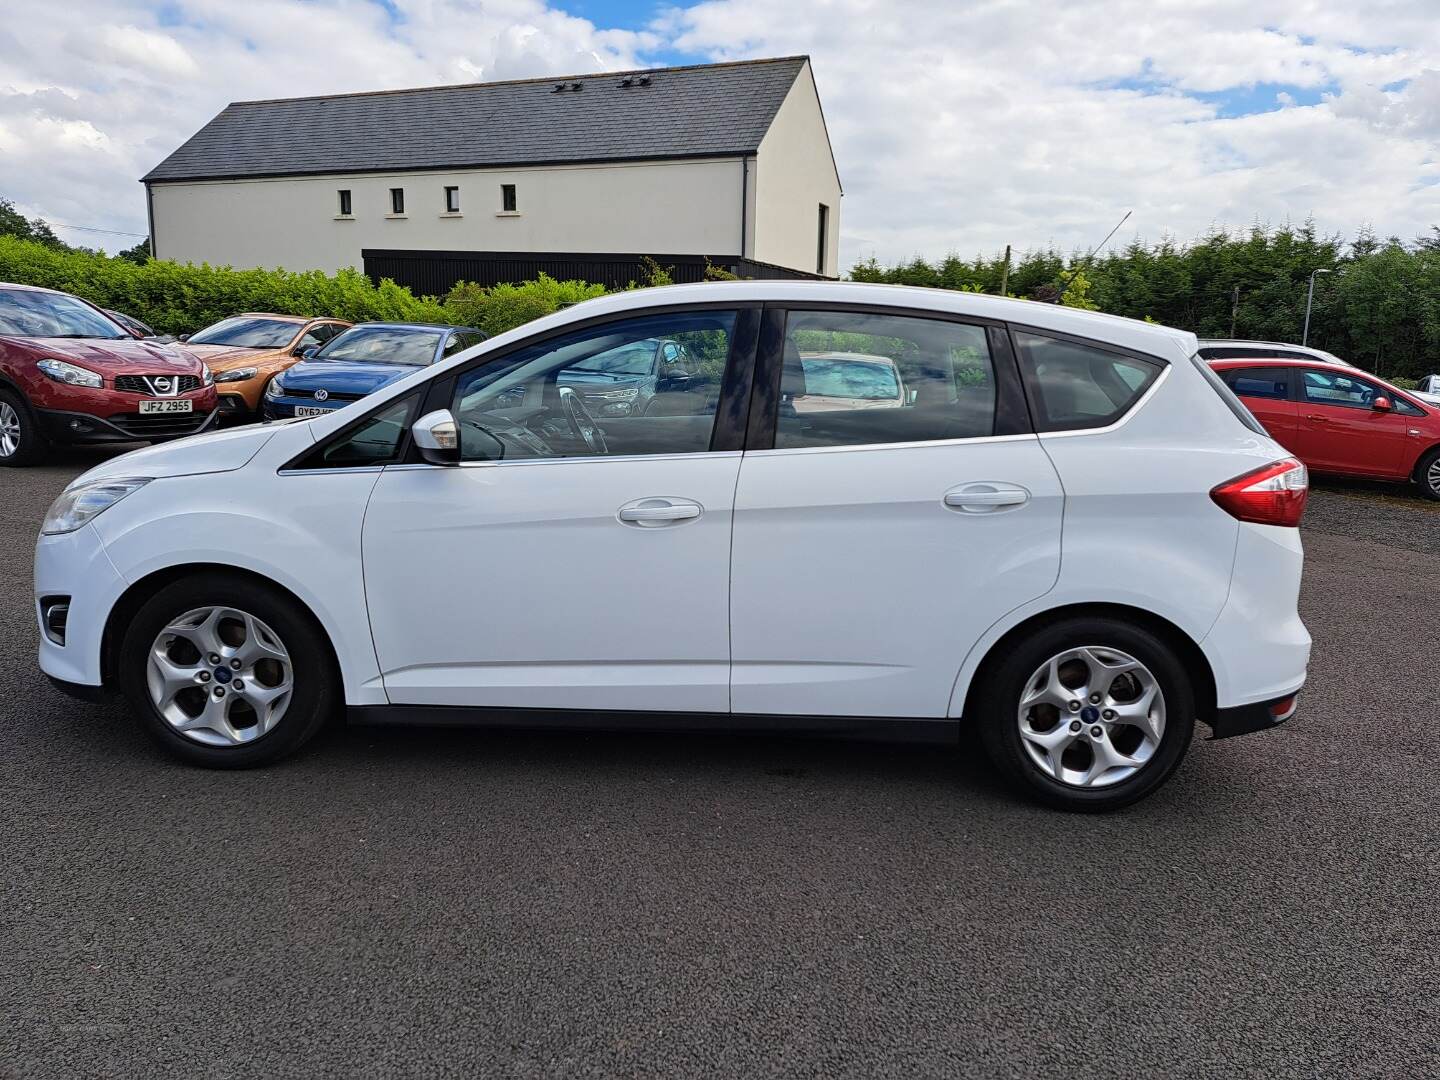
[1013,332,1163,431]
[1220,366,1291,400]
[771,309,996,449]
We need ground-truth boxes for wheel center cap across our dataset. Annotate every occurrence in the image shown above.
[212,666,232,684]
[1081,705,1100,723]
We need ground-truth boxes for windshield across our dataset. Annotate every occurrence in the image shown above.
[0,289,128,339]
[800,357,901,400]
[189,316,301,348]
[317,327,443,366]
[563,340,658,375]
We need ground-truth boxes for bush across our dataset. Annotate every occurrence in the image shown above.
[0,235,448,335]
[443,274,608,337]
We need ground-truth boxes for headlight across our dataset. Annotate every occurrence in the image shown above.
[41,477,151,536]
[265,375,285,398]
[202,365,215,386]
[36,358,103,389]
[215,367,258,383]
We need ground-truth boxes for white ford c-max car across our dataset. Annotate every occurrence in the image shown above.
[35,282,1310,811]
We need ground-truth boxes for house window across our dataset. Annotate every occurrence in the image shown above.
[444,186,460,213]
[816,203,829,274]
[337,190,352,216]
[501,184,517,213]
[390,188,405,215]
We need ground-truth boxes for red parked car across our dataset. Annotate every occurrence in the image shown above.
[1209,357,1440,500]
[0,283,217,466]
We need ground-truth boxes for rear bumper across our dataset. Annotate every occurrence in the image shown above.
[1200,521,1311,711]
[1210,691,1300,740]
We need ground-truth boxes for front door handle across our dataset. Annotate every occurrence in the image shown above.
[1306,414,1327,422]
[943,483,1030,514]
[618,497,703,527]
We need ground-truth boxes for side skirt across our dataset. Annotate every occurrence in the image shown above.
[347,704,959,745]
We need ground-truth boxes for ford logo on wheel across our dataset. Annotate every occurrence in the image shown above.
[313,389,328,402]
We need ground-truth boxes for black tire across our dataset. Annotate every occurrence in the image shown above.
[1415,447,1440,501]
[117,572,338,767]
[975,617,1195,812]
[0,387,50,467]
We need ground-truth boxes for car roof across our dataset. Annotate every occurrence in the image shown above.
[0,281,66,296]
[544,281,1200,361]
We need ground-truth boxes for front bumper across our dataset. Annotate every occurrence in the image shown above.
[263,395,347,421]
[35,522,128,690]
[38,405,219,443]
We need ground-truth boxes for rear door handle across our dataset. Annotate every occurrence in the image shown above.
[1306,414,1327,422]
[943,483,1030,513]
[618,498,703,527]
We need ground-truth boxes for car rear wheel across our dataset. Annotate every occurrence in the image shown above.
[0,388,50,466]
[117,573,337,767]
[976,617,1195,811]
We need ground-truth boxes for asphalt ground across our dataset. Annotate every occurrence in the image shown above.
[2,445,1437,1079]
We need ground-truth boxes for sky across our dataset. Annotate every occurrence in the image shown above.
[2,0,1439,272]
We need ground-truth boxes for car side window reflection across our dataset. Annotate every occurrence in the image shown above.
[448,311,736,462]
[773,310,997,449]
[294,395,418,469]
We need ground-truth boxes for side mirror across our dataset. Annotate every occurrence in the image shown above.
[412,408,460,466]
[1372,396,1392,412]
[299,345,321,360]
[177,334,190,343]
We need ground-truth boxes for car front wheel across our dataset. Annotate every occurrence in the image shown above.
[976,617,1195,811]
[0,388,50,466]
[118,573,337,767]
[1416,448,1440,501]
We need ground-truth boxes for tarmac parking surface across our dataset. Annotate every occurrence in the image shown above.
[2,446,1437,1078]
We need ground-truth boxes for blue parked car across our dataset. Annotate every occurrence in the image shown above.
[263,323,485,419]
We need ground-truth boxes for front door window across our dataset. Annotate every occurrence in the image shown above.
[450,311,738,460]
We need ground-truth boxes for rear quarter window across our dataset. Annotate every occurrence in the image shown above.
[1192,357,1268,435]
[1013,331,1163,432]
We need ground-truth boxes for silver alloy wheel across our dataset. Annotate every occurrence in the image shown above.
[147,606,294,746]
[1427,456,1440,496]
[0,401,20,458]
[1016,646,1166,788]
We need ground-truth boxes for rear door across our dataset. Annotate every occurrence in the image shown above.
[728,306,1063,719]
[1292,367,1416,477]
[1216,365,1301,449]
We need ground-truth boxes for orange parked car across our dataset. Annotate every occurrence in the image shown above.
[181,313,351,421]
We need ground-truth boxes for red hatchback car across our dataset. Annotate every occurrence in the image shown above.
[0,283,217,466]
[1210,357,1440,500]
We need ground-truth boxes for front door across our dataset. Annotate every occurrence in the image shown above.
[1291,367,1415,477]
[729,307,1064,719]
[362,307,754,712]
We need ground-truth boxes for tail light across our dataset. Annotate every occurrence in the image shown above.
[1210,458,1308,527]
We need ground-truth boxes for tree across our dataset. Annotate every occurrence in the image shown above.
[116,238,151,265]
[0,197,65,248]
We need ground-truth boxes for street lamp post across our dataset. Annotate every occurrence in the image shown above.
[1303,268,1332,347]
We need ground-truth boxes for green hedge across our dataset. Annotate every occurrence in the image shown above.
[0,236,620,339]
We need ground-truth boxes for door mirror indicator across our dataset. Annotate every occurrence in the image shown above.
[412,408,460,465]
[1372,396,1392,412]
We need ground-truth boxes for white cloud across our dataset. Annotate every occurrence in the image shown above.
[2,0,1438,266]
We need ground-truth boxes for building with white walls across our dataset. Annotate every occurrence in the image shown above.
[143,56,842,292]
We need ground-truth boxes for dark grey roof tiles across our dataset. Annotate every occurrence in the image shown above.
[144,56,808,182]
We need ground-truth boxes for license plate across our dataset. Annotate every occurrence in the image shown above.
[293,406,331,418]
[139,399,193,414]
